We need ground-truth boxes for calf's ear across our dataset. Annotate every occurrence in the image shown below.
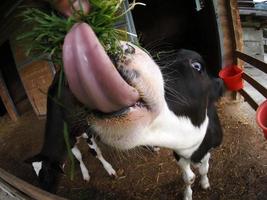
[210,78,225,101]
[24,154,46,164]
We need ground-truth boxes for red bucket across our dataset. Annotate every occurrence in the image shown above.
[219,65,244,91]
[256,100,267,140]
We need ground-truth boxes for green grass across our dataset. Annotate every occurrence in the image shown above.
[18,0,142,64]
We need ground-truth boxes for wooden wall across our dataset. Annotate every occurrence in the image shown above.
[0,71,19,121]
[0,0,54,120]
[18,61,54,117]
[217,0,244,67]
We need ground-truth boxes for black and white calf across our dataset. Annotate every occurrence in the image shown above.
[26,73,116,192]
[27,40,224,199]
[86,43,224,200]
[163,50,224,199]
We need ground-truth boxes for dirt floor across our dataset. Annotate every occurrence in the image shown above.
[0,99,266,200]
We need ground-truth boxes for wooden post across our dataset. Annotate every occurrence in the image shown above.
[226,0,244,100]
[0,71,19,121]
[229,0,244,66]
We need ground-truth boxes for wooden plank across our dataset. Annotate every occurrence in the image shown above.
[0,71,19,121]
[226,0,237,64]
[243,73,267,98]
[227,0,244,66]
[239,89,259,110]
[0,167,67,200]
[0,178,28,200]
[18,60,53,117]
[235,50,267,74]
[218,1,235,66]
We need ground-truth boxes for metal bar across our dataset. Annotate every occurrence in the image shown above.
[243,73,267,98]
[239,89,259,110]
[235,50,267,74]
[122,0,139,44]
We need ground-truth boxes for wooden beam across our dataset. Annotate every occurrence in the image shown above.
[0,178,28,200]
[235,50,267,74]
[0,167,66,200]
[243,73,267,98]
[239,89,259,110]
[227,0,244,65]
[0,71,19,121]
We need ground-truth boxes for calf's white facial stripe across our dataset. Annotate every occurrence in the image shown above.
[32,161,43,176]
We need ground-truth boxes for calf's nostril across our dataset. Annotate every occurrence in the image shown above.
[122,43,135,55]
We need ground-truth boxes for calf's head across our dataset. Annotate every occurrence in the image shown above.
[88,47,223,149]
[163,49,221,126]
[63,23,224,150]
[87,42,166,148]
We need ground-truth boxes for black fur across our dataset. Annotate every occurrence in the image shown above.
[163,50,211,127]
[162,49,224,163]
[26,72,93,192]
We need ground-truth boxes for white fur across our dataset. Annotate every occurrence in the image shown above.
[174,153,211,200]
[138,104,209,158]
[71,145,90,181]
[32,161,43,176]
[184,185,193,200]
[88,137,117,177]
[96,103,208,159]
[71,135,116,181]
[81,132,89,139]
[177,158,195,200]
[198,153,211,189]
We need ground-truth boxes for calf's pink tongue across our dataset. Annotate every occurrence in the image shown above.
[63,23,139,113]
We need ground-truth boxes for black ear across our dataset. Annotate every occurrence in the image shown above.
[24,154,46,164]
[210,78,225,102]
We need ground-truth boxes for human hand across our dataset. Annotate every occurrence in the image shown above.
[50,0,90,17]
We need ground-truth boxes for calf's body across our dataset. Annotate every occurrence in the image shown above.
[88,45,224,200]
[27,42,224,200]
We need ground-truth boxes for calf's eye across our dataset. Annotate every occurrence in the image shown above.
[191,62,202,72]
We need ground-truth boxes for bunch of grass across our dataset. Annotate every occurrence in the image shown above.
[18,0,143,64]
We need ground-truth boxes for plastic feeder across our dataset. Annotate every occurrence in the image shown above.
[219,65,243,91]
[256,100,267,140]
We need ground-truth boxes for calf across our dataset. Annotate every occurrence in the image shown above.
[163,49,224,199]
[28,41,223,199]
[86,43,224,200]
[26,73,116,192]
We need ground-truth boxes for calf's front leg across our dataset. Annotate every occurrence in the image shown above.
[174,152,195,200]
[86,136,117,177]
[197,152,211,189]
[71,145,90,181]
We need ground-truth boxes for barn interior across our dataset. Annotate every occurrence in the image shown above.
[0,0,266,200]
[130,0,222,76]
